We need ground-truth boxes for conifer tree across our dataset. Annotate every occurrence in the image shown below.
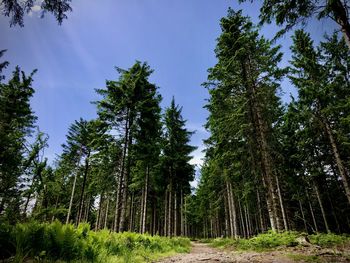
[162,98,196,236]
[0,65,37,218]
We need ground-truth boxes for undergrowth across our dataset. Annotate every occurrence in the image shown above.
[206,231,350,251]
[0,220,191,262]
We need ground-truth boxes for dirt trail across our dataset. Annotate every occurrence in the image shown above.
[158,242,235,262]
[157,242,350,263]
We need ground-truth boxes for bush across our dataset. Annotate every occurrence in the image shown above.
[0,221,191,262]
[309,233,350,247]
[209,231,350,251]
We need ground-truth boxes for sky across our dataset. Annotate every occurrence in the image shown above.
[0,0,337,187]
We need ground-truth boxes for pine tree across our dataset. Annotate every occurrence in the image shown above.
[96,61,162,232]
[0,65,37,218]
[240,0,350,48]
[162,98,196,236]
[202,9,287,233]
[290,30,350,206]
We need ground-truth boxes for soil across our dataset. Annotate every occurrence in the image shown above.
[157,242,350,263]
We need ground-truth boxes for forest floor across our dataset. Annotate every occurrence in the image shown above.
[157,242,350,262]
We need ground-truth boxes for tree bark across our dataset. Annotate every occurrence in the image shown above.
[114,108,130,232]
[66,154,81,225]
[77,152,90,224]
[95,193,104,231]
[167,181,173,237]
[329,0,350,49]
[322,116,350,205]
[164,189,168,236]
[257,189,265,232]
[104,198,109,229]
[314,183,330,233]
[306,190,318,233]
[141,166,149,234]
[276,175,288,231]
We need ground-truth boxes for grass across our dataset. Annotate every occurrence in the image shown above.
[0,220,191,262]
[287,254,321,262]
[205,231,350,252]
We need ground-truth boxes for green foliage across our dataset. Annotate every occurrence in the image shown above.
[208,231,350,252]
[0,221,191,262]
[309,233,350,247]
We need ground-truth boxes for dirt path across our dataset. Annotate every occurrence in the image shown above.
[157,242,350,263]
[158,242,235,262]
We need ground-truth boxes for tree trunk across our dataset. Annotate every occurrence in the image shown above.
[104,198,109,229]
[314,183,330,233]
[306,190,318,233]
[276,175,288,231]
[114,109,130,232]
[227,181,238,238]
[95,193,104,231]
[257,189,265,232]
[330,0,350,49]
[180,189,184,236]
[164,189,168,236]
[141,166,149,234]
[184,195,188,237]
[129,192,134,232]
[322,116,350,205]
[77,152,90,225]
[66,155,80,225]
[174,190,177,236]
[238,198,246,238]
[168,182,173,237]
[298,196,308,232]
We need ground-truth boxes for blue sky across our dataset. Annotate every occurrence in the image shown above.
[1,0,336,182]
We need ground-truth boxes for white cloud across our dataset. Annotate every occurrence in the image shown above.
[32,5,41,12]
[189,145,205,166]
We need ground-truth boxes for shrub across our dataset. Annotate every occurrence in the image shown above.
[0,221,191,262]
[309,233,350,247]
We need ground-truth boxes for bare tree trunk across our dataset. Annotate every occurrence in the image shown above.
[152,200,156,235]
[224,189,233,237]
[164,189,168,236]
[322,117,350,205]
[129,192,134,232]
[114,109,130,232]
[298,197,308,232]
[227,181,238,238]
[95,193,104,231]
[246,203,253,237]
[140,187,144,233]
[314,183,330,233]
[168,182,173,237]
[180,190,184,236]
[306,190,318,233]
[66,157,80,225]
[184,195,188,237]
[104,198,109,229]
[174,190,177,236]
[276,175,288,231]
[257,189,265,232]
[83,195,90,222]
[238,198,246,238]
[141,166,149,234]
[77,152,90,225]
